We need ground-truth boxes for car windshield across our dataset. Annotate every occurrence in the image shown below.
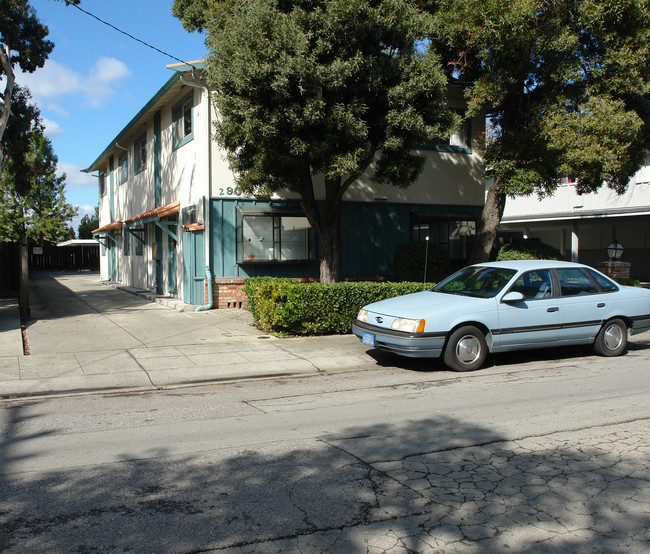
[433,266,517,298]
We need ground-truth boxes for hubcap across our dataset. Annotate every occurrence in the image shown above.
[603,324,624,351]
[456,335,481,364]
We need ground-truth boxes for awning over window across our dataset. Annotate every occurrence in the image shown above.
[92,221,123,234]
[124,200,181,224]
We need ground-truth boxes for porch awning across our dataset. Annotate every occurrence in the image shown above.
[92,221,123,234]
[124,200,181,224]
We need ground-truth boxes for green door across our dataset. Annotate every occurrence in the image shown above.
[182,229,205,305]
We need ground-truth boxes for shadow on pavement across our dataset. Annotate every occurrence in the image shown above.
[0,408,645,552]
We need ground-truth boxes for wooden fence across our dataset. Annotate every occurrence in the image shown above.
[1,242,100,296]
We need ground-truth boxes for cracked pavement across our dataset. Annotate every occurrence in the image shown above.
[2,350,650,552]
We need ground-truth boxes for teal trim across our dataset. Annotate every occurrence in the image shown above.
[133,132,147,176]
[108,156,114,222]
[417,144,473,154]
[208,198,482,280]
[171,92,194,151]
[126,227,146,245]
[168,60,207,73]
[118,151,128,184]
[154,111,161,207]
[105,232,122,247]
[156,221,179,242]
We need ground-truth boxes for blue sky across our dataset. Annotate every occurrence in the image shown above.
[17,0,207,232]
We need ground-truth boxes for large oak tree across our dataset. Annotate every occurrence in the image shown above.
[427,0,650,262]
[174,0,457,282]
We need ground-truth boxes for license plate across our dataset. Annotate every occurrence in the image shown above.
[362,332,375,346]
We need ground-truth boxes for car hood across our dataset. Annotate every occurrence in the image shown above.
[364,290,494,319]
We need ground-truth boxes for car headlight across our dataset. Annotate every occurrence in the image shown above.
[391,318,425,333]
[357,309,368,323]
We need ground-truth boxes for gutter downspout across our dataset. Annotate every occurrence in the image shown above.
[181,73,215,312]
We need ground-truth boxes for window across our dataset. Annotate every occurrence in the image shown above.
[123,229,130,256]
[99,170,106,196]
[133,133,147,174]
[586,269,618,292]
[241,214,314,261]
[448,115,472,150]
[509,270,553,300]
[557,268,599,296]
[411,215,476,261]
[133,228,144,256]
[118,152,128,184]
[172,93,193,149]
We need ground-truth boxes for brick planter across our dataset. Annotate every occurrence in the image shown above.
[203,278,248,309]
[598,261,631,280]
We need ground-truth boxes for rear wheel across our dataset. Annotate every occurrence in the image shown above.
[443,325,487,372]
[594,318,627,357]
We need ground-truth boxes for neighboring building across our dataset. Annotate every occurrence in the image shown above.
[88,61,486,307]
[499,157,650,281]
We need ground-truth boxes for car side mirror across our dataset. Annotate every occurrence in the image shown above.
[502,291,525,304]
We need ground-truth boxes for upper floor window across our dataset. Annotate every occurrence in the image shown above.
[118,152,128,184]
[172,93,194,150]
[448,116,471,150]
[134,133,147,174]
[99,170,106,196]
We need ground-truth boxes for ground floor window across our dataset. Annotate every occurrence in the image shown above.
[411,214,476,261]
[241,214,314,262]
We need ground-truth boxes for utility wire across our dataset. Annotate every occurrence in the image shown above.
[71,4,200,70]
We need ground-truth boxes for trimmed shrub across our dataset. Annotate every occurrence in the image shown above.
[497,239,566,261]
[614,277,641,287]
[393,241,451,283]
[243,278,434,335]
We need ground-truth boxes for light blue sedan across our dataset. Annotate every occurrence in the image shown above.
[352,260,650,372]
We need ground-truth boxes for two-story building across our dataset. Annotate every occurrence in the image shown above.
[499,159,650,281]
[88,61,486,307]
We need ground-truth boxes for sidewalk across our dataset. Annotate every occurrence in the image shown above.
[0,271,373,399]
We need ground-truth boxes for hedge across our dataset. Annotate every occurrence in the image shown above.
[497,239,566,261]
[393,241,451,283]
[243,277,434,335]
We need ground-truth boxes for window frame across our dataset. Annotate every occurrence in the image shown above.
[239,212,315,263]
[133,133,147,175]
[118,151,128,184]
[172,92,194,150]
[99,170,107,196]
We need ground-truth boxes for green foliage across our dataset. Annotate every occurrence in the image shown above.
[186,0,457,281]
[429,0,650,260]
[0,132,77,242]
[614,277,641,287]
[393,241,451,282]
[77,206,99,239]
[244,277,433,335]
[496,240,566,262]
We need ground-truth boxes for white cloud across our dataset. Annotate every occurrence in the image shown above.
[17,57,132,109]
[57,162,98,189]
[43,118,64,137]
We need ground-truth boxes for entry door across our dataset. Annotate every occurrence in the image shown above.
[168,233,177,295]
[182,229,205,305]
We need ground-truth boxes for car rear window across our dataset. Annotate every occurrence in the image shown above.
[586,268,619,292]
[556,268,599,296]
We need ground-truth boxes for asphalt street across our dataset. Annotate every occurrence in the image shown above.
[0,271,649,552]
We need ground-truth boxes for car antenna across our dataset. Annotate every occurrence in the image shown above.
[424,236,430,284]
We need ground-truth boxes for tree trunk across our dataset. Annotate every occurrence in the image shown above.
[298,171,345,283]
[317,217,343,283]
[469,179,507,264]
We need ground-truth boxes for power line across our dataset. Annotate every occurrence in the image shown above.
[71,4,200,70]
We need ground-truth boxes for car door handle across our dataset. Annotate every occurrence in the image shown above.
[597,303,606,308]
[547,307,559,313]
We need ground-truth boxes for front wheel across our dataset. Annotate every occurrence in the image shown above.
[594,318,628,357]
[443,325,487,372]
